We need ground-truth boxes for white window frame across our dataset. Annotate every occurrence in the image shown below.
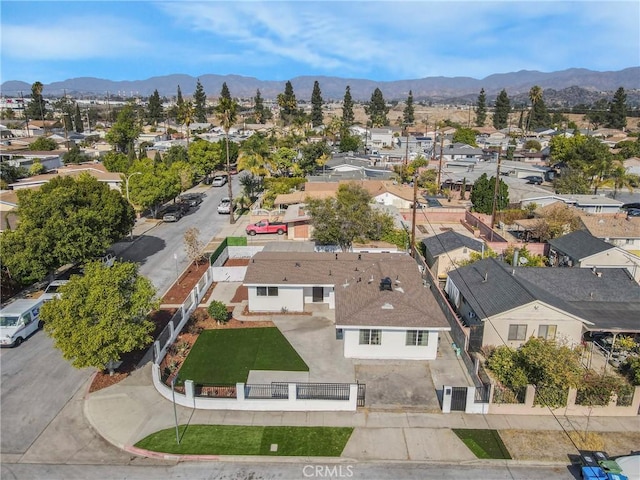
[508,324,527,341]
[406,330,429,346]
[256,286,278,297]
[359,329,381,345]
[538,324,557,340]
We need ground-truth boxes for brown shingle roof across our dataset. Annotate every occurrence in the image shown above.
[244,252,450,329]
[579,214,640,239]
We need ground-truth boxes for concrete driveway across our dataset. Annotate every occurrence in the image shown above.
[355,362,440,411]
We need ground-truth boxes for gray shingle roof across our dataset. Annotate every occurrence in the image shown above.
[548,230,614,260]
[422,231,484,258]
[244,252,450,330]
[448,258,640,331]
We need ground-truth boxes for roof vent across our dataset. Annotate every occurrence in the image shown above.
[295,262,300,267]
[380,277,393,291]
[381,302,394,309]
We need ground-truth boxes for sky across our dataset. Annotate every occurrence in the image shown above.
[1,1,639,85]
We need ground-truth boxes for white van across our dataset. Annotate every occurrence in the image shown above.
[0,298,45,347]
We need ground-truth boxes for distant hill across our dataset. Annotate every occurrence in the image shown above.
[2,68,639,105]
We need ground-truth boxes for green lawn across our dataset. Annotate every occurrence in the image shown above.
[452,429,511,459]
[177,327,308,384]
[135,425,353,456]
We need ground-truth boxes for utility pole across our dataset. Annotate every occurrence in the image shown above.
[411,175,418,258]
[403,123,413,165]
[436,130,444,194]
[490,146,503,242]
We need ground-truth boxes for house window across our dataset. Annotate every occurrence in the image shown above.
[359,329,381,345]
[256,286,278,297]
[538,324,557,340]
[508,324,527,341]
[336,329,344,340]
[406,330,429,346]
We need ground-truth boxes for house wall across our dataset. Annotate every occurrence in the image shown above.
[577,205,621,214]
[247,285,304,312]
[433,246,476,279]
[374,192,411,209]
[580,250,640,282]
[609,237,640,252]
[341,327,439,360]
[479,303,585,349]
[302,286,334,309]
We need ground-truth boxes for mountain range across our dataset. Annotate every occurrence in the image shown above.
[1,68,639,105]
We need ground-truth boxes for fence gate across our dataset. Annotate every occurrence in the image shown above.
[450,387,467,411]
[357,383,366,407]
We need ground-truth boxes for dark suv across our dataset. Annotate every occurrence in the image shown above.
[524,176,543,185]
[179,193,203,207]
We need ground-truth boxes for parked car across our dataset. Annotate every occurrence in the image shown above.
[524,175,543,185]
[626,208,640,217]
[217,197,232,214]
[41,280,70,302]
[179,193,203,207]
[211,175,227,187]
[0,298,45,347]
[162,205,184,222]
[622,202,640,210]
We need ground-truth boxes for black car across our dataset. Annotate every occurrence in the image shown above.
[627,208,640,217]
[622,202,640,210]
[179,193,203,207]
[524,175,543,185]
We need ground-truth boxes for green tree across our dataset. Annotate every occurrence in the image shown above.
[63,144,90,164]
[493,89,511,129]
[0,164,27,186]
[207,300,229,324]
[193,79,208,123]
[175,85,184,119]
[553,168,591,195]
[307,183,373,251]
[342,86,355,127]
[127,158,181,217]
[102,151,130,173]
[163,145,189,167]
[272,147,297,176]
[216,82,239,223]
[503,245,546,267]
[74,104,84,133]
[310,80,324,128]
[41,261,157,373]
[277,81,298,126]
[0,175,134,285]
[338,129,361,153]
[31,136,58,151]
[146,89,163,126]
[523,140,542,151]
[452,127,478,147]
[29,161,45,176]
[475,88,487,127]
[24,81,47,121]
[300,141,331,175]
[403,90,415,125]
[365,88,389,127]
[470,173,508,215]
[606,87,627,130]
[188,139,222,178]
[526,85,551,130]
[105,103,142,154]
[253,89,268,124]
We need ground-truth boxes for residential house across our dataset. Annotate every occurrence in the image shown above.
[244,252,451,360]
[422,231,484,280]
[578,213,640,252]
[8,163,123,191]
[445,257,640,351]
[0,189,19,232]
[369,128,395,149]
[521,194,623,214]
[548,229,640,281]
[0,150,64,171]
[441,143,484,163]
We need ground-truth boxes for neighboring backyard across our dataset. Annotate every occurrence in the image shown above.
[176,327,309,384]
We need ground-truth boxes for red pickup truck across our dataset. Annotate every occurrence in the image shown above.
[246,220,288,236]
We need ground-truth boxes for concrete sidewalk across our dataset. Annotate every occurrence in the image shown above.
[84,362,640,463]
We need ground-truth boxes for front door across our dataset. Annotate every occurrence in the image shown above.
[312,287,323,302]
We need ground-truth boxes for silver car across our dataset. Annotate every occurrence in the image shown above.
[211,175,227,187]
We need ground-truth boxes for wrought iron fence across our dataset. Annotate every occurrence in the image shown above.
[357,383,366,407]
[296,383,350,401]
[474,384,491,403]
[244,383,289,399]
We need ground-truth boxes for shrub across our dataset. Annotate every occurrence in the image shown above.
[207,300,229,324]
[577,372,635,406]
[621,356,640,385]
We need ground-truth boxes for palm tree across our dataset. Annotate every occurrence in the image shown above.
[610,161,634,198]
[238,151,269,177]
[180,101,195,146]
[216,95,238,223]
[526,85,543,134]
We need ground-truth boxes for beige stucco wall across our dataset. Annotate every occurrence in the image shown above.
[433,247,477,279]
[580,249,640,282]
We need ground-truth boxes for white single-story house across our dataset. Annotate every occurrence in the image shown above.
[521,194,623,214]
[244,252,451,360]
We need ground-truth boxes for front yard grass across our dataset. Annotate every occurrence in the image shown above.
[135,425,353,456]
[452,429,511,459]
[177,327,308,384]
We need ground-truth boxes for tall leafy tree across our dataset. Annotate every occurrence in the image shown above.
[342,86,355,127]
[470,173,508,214]
[105,103,142,154]
[475,88,487,127]
[216,82,238,224]
[253,89,267,124]
[41,261,157,374]
[127,158,181,217]
[188,139,223,178]
[146,89,163,126]
[526,85,551,130]
[307,182,394,252]
[74,104,84,133]
[366,88,389,127]
[0,175,135,285]
[606,87,627,130]
[310,80,324,128]
[452,127,478,147]
[31,136,58,151]
[300,141,331,174]
[193,79,208,123]
[493,89,511,129]
[403,90,415,125]
[24,81,47,121]
[277,81,298,126]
